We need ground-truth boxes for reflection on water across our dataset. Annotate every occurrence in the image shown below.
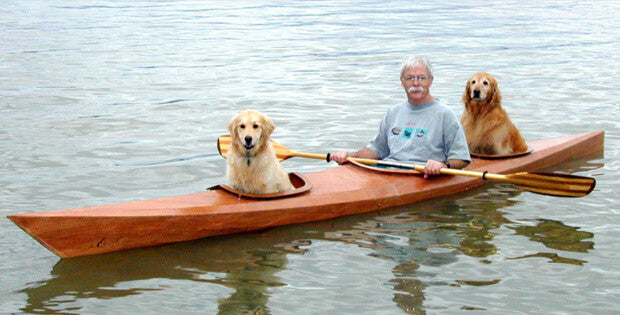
[20,179,598,314]
[508,220,593,266]
[21,235,292,314]
[512,219,594,253]
[509,252,587,266]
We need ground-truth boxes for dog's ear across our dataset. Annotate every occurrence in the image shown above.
[462,79,472,104]
[489,79,502,104]
[228,114,238,136]
[261,115,275,138]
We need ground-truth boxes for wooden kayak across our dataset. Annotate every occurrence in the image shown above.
[8,131,604,258]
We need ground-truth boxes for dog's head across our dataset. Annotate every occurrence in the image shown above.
[228,109,275,155]
[463,72,502,105]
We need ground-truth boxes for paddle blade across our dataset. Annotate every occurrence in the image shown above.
[217,135,231,157]
[217,135,292,162]
[506,172,596,197]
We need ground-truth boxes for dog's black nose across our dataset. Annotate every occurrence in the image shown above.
[244,136,253,145]
[473,90,481,99]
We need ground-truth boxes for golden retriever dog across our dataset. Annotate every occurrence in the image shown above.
[226,109,294,194]
[461,72,528,155]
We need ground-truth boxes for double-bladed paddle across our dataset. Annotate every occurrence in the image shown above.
[217,135,595,197]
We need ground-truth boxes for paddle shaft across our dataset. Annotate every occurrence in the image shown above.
[291,151,384,166]
[303,152,594,196]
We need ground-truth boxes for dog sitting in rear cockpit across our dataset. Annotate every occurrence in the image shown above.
[226,109,294,194]
[461,72,528,155]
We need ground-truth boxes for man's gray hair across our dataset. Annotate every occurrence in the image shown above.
[400,55,434,78]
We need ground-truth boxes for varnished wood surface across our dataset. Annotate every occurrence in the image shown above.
[7,131,604,258]
[470,147,534,159]
[209,172,312,199]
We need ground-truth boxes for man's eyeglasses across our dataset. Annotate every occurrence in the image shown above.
[403,75,428,82]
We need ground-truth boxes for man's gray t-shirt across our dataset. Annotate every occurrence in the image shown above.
[368,100,471,164]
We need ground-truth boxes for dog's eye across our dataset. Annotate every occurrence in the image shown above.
[471,80,476,84]
[240,124,245,129]
[483,81,489,85]
[253,124,259,129]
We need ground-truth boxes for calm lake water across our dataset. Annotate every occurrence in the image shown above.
[1,1,618,313]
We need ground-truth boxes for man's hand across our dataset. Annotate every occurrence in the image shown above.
[330,148,379,165]
[423,159,447,178]
[330,151,350,164]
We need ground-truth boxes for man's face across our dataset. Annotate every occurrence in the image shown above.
[400,65,433,105]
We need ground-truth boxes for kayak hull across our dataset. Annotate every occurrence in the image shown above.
[8,131,604,258]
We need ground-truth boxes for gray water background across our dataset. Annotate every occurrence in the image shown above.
[1,1,618,313]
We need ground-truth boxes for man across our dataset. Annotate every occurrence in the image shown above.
[330,56,471,178]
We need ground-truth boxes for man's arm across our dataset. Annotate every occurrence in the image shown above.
[447,159,469,170]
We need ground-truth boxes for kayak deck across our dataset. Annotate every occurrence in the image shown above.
[8,131,604,258]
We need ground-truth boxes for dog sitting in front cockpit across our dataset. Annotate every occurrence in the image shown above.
[226,109,294,194]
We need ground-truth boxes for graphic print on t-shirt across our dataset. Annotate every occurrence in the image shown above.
[394,127,428,139]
